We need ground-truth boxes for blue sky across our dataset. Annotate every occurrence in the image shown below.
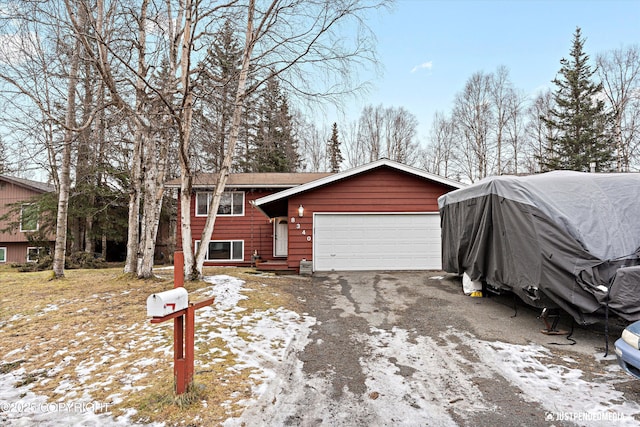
[341,0,640,141]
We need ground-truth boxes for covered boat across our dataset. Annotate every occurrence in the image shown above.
[438,171,640,325]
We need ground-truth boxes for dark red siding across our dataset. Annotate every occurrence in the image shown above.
[176,189,278,266]
[0,180,54,264]
[285,167,455,269]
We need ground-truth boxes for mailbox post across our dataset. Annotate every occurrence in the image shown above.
[147,251,214,395]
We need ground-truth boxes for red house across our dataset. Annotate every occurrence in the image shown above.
[0,175,55,264]
[165,172,332,268]
[169,159,463,273]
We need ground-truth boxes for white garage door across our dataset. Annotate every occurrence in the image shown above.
[313,213,442,271]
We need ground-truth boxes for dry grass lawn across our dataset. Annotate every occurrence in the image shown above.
[0,264,307,426]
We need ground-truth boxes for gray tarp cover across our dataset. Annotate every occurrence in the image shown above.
[438,171,640,325]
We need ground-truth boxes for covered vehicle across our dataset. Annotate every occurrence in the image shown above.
[438,171,640,325]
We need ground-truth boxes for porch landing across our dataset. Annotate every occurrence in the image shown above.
[255,260,297,274]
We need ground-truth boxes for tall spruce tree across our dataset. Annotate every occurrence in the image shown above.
[541,27,613,172]
[195,20,244,172]
[250,77,300,172]
[328,122,343,172]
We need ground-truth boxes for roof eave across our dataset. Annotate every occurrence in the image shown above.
[164,183,301,190]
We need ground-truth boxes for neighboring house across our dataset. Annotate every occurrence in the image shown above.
[168,159,463,273]
[0,175,55,264]
[164,172,332,269]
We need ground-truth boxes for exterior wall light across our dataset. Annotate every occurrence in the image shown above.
[298,204,304,217]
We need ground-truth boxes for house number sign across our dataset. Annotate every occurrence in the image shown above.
[293,221,312,241]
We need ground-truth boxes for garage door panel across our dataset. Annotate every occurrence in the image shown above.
[313,213,441,271]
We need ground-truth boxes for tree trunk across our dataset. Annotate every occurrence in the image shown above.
[123,0,150,274]
[53,39,81,278]
[101,233,107,259]
[193,0,258,279]
[138,135,157,278]
[138,132,169,278]
[123,131,143,274]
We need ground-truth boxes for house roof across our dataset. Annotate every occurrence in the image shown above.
[253,158,465,213]
[164,172,333,189]
[0,175,55,193]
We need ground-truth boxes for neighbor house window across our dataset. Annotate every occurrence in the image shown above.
[195,192,244,217]
[195,240,244,261]
[20,204,39,232]
[0,247,6,263]
[27,247,45,263]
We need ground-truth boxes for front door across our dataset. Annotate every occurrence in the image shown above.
[274,218,288,257]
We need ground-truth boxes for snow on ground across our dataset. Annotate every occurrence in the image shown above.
[3,272,639,426]
[196,275,316,408]
[1,274,315,426]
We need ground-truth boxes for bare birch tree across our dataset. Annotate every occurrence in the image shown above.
[524,90,555,173]
[298,120,329,172]
[504,89,527,174]
[489,65,513,175]
[453,71,493,182]
[596,45,640,172]
[354,104,419,166]
[423,111,456,177]
[342,120,366,168]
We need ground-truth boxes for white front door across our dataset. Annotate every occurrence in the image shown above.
[274,218,288,257]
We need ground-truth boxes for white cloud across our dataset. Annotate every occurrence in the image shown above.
[410,61,433,73]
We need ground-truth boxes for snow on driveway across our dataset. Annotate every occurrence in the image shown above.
[229,323,640,426]
[225,271,640,427]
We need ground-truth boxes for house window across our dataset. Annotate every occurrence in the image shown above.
[195,240,244,261]
[196,192,244,217]
[27,247,45,263]
[0,247,6,263]
[20,204,39,232]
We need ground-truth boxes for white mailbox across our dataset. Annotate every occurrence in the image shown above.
[147,288,189,317]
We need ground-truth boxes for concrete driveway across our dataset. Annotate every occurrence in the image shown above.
[235,271,640,426]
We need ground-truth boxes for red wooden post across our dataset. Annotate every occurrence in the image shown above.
[174,251,184,288]
[174,250,186,394]
[174,315,186,394]
[148,252,213,395]
[185,305,195,388]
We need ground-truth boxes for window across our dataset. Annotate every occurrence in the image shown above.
[27,247,45,263]
[20,204,39,232]
[0,247,6,263]
[196,192,244,217]
[195,240,244,261]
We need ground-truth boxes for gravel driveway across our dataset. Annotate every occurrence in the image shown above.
[235,271,640,426]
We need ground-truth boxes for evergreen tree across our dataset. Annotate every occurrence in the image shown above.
[195,20,244,172]
[327,122,343,172]
[250,77,300,172]
[541,27,613,172]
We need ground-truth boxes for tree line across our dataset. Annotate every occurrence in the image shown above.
[421,28,640,182]
[300,28,640,184]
